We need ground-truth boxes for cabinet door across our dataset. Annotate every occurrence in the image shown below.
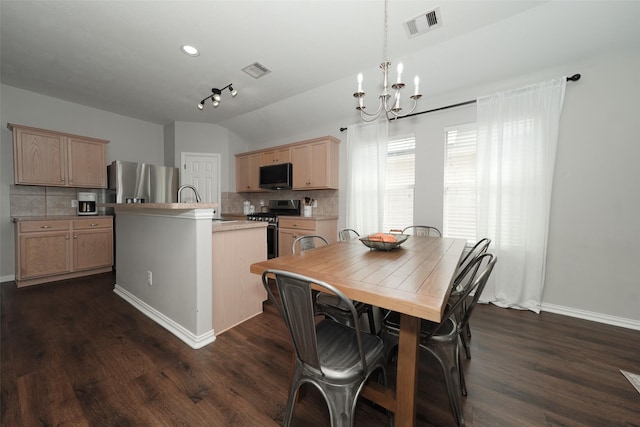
[73,229,113,271]
[67,137,107,188]
[14,128,66,186]
[19,232,71,279]
[236,153,263,192]
[262,148,291,165]
[309,141,329,188]
[291,145,311,188]
[278,228,298,257]
[236,155,251,192]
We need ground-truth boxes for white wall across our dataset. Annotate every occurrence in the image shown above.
[171,122,233,192]
[254,50,640,326]
[0,85,165,280]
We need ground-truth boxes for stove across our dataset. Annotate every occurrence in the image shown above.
[246,212,279,224]
[247,200,301,259]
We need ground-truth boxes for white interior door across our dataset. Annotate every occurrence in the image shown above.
[181,152,221,214]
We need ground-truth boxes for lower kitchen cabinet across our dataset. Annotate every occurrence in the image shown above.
[14,217,113,287]
[278,217,337,257]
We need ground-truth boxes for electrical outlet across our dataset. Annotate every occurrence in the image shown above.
[147,271,152,286]
[71,199,78,208]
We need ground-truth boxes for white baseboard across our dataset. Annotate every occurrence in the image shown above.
[0,275,15,283]
[541,303,640,331]
[113,284,216,349]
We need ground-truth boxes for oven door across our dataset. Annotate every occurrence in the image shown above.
[266,224,278,259]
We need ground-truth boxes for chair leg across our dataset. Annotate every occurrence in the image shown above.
[425,343,465,427]
[284,367,304,427]
[460,330,472,360]
[458,349,467,396]
[322,383,358,427]
[366,305,377,335]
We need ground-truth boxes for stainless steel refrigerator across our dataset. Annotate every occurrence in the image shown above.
[107,160,179,203]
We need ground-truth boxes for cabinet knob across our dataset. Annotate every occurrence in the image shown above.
[40,225,52,229]
[65,235,70,240]
[73,234,78,239]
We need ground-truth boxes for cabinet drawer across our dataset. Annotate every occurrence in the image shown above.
[279,218,315,231]
[73,218,112,230]
[19,220,70,233]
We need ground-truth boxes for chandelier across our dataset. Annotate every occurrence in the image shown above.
[197,84,238,110]
[353,0,421,122]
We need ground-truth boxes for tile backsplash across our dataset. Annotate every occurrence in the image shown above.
[222,190,338,216]
[10,185,106,217]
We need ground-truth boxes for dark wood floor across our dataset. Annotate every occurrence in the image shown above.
[2,272,639,426]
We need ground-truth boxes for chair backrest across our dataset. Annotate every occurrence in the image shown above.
[429,253,497,339]
[402,225,442,237]
[339,228,360,241]
[454,238,491,291]
[262,269,368,374]
[292,235,329,253]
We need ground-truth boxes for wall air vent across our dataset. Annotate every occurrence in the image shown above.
[242,61,272,79]
[404,7,442,38]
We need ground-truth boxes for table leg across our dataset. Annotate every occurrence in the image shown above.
[395,314,420,427]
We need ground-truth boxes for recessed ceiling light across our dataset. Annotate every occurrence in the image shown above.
[180,45,199,57]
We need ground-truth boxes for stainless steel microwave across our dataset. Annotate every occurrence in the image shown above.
[259,162,293,190]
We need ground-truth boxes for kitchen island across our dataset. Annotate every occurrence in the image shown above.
[111,203,267,349]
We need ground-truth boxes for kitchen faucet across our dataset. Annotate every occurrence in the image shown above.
[177,184,202,203]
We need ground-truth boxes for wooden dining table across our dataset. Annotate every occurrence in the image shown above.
[250,234,467,427]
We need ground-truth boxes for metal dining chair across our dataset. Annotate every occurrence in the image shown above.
[401,225,442,237]
[262,269,387,427]
[293,233,377,335]
[380,253,497,427]
[339,228,360,241]
[291,235,328,253]
[449,237,491,358]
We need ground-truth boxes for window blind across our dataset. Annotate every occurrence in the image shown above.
[384,137,415,232]
[444,125,477,241]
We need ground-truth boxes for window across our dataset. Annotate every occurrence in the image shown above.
[443,124,477,242]
[383,136,415,232]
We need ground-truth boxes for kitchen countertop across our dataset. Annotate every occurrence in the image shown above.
[102,203,218,209]
[12,215,113,222]
[212,220,267,233]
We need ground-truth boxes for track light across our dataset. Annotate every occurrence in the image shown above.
[197,83,238,111]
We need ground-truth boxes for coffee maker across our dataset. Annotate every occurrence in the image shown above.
[77,192,97,215]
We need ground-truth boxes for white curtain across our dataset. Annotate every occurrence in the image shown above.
[346,121,389,235]
[476,78,566,313]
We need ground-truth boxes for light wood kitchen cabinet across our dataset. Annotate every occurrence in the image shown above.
[261,147,290,165]
[278,217,337,257]
[14,217,113,287]
[235,153,264,192]
[72,218,113,271]
[291,137,339,190]
[235,135,340,192]
[9,123,109,188]
[18,221,72,280]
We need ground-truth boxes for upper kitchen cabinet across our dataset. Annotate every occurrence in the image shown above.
[261,147,290,165]
[235,135,339,192]
[291,136,339,190]
[235,152,263,192]
[9,123,109,188]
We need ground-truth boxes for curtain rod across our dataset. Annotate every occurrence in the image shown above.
[339,73,581,132]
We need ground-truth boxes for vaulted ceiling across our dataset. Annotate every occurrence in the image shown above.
[2,1,639,143]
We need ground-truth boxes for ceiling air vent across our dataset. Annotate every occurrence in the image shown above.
[242,61,271,79]
[404,7,442,38]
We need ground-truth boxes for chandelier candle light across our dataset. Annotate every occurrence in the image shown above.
[353,0,421,122]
